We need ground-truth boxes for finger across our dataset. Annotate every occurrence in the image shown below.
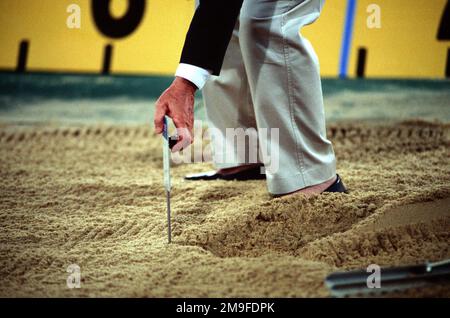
[172,115,194,134]
[153,101,168,134]
[171,126,193,152]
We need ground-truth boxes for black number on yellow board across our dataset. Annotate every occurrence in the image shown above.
[16,40,29,73]
[438,0,450,40]
[437,0,450,77]
[92,0,146,39]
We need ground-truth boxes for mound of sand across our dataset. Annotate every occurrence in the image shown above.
[0,120,449,297]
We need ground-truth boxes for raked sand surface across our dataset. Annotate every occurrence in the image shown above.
[0,120,449,297]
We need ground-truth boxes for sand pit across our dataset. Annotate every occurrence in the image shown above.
[0,120,449,297]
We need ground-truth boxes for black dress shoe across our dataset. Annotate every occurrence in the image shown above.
[184,165,266,181]
[324,174,348,193]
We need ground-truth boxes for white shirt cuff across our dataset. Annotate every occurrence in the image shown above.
[175,63,211,90]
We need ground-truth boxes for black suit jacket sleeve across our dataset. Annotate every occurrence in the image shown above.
[180,0,244,76]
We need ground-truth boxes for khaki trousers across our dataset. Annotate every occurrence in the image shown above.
[202,0,336,195]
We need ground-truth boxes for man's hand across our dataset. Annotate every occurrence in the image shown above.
[154,77,197,152]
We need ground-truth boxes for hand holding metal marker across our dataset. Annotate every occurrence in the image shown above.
[162,116,178,243]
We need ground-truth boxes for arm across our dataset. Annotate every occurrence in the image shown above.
[180,0,244,75]
[154,0,244,151]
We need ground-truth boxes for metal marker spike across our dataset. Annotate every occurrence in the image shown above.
[162,116,172,243]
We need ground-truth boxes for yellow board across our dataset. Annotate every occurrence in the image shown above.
[0,0,448,78]
[0,0,194,75]
[349,0,448,78]
[302,0,347,77]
